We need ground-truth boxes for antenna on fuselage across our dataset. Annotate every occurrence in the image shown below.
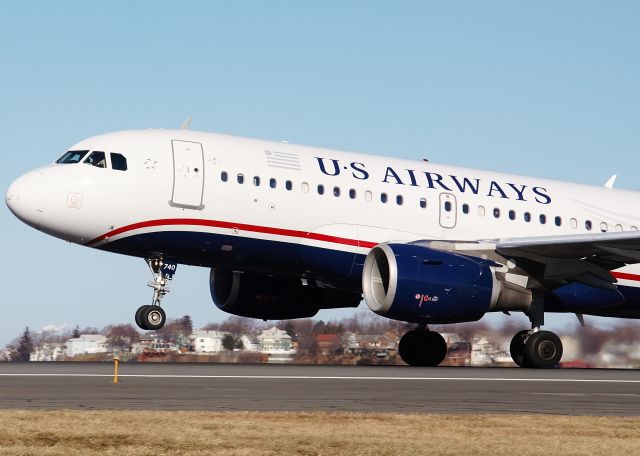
[180,115,192,130]
[604,174,617,189]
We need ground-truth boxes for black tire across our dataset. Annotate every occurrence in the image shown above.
[509,330,529,367]
[135,305,150,330]
[141,306,166,331]
[399,330,424,366]
[524,330,563,369]
[399,330,447,367]
[420,331,447,366]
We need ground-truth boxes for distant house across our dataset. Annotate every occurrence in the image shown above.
[315,334,341,355]
[240,334,259,352]
[65,334,108,357]
[30,343,65,361]
[190,330,226,353]
[258,327,293,354]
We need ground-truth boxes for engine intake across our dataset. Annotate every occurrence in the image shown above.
[362,243,500,324]
[210,268,361,320]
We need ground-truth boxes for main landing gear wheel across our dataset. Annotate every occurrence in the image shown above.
[509,330,530,367]
[509,330,563,368]
[524,330,563,369]
[399,329,448,366]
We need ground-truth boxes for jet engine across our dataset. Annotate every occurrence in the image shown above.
[362,243,530,324]
[210,268,361,319]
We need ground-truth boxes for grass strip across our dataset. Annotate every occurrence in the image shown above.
[0,410,638,455]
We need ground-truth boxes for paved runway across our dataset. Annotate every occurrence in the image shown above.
[0,362,639,415]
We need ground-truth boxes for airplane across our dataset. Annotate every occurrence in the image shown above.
[6,127,640,368]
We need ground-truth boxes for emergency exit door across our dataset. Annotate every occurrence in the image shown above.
[439,193,457,228]
[171,140,205,209]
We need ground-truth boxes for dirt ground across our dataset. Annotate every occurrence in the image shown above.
[0,410,638,455]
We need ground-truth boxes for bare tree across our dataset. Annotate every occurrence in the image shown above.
[105,324,140,350]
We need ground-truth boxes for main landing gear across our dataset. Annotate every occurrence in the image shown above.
[135,257,177,331]
[398,327,448,366]
[509,330,563,368]
[509,292,563,368]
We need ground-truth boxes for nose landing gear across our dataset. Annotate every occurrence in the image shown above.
[135,257,177,331]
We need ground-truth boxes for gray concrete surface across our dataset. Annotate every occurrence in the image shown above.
[0,362,639,415]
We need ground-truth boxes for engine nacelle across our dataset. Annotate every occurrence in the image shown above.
[210,268,361,320]
[362,243,500,324]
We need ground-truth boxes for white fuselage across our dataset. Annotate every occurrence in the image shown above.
[6,128,640,288]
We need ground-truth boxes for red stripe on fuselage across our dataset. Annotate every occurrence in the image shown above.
[612,272,640,282]
[86,218,379,249]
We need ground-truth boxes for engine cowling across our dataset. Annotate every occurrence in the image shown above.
[210,268,361,319]
[362,243,498,324]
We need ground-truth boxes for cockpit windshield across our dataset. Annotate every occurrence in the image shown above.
[56,150,89,164]
[84,151,107,168]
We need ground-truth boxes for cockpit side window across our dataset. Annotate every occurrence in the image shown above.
[56,150,89,164]
[110,153,127,171]
[84,151,107,168]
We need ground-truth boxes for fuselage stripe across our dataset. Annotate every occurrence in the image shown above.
[612,272,640,282]
[86,220,640,283]
[86,218,379,249]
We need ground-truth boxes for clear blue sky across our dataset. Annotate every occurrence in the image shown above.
[2,2,640,345]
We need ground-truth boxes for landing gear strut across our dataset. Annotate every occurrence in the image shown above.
[399,327,448,366]
[135,257,177,331]
[509,292,563,368]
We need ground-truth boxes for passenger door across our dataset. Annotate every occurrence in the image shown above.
[170,140,204,209]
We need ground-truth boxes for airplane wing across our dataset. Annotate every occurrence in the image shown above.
[495,231,640,290]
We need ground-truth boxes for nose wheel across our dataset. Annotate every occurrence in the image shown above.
[135,257,176,331]
[135,305,167,331]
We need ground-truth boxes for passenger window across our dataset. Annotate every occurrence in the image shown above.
[396,195,403,205]
[286,180,293,191]
[539,214,546,224]
[600,222,608,232]
[444,201,452,212]
[301,182,309,193]
[555,216,562,227]
[508,210,515,220]
[420,198,427,209]
[615,224,623,232]
[462,203,469,214]
[381,193,388,203]
[269,178,277,189]
[57,150,89,164]
[349,189,356,199]
[585,220,592,231]
[365,191,373,202]
[333,186,341,197]
[84,151,106,168]
[221,171,228,182]
[317,184,325,195]
[253,176,261,186]
[237,174,245,184]
[493,208,500,218]
[110,153,127,171]
[570,218,577,229]
[524,212,531,222]
[478,206,486,217]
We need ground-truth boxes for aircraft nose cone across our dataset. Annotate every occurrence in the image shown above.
[6,171,46,229]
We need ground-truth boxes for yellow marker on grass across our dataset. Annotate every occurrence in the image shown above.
[113,357,120,383]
